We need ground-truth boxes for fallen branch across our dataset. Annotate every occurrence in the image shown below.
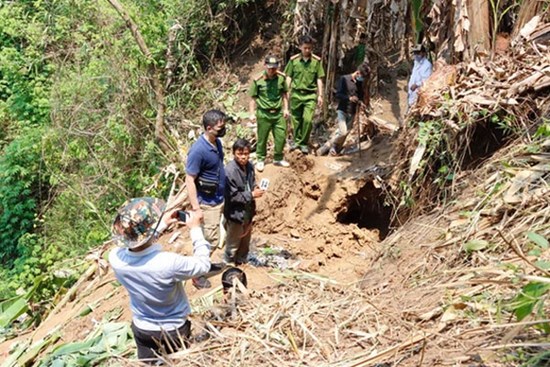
[334,328,439,367]
[497,230,550,277]
[34,262,98,337]
[483,342,550,350]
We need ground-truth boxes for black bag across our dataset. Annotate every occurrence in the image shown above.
[196,139,223,196]
[196,177,219,196]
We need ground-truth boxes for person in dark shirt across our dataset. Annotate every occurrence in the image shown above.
[223,139,264,264]
[317,62,370,156]
[185,109,227,289]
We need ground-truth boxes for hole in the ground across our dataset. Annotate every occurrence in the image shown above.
[336,181,393,240]
[461,119,511,170]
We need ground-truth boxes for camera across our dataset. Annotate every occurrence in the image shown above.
[176,210,189,222]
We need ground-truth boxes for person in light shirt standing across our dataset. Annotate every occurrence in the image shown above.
[408,44,433,108]
[109,197,211,363]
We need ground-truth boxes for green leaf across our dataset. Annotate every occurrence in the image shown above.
[534,260,550,270]
[50,339,96,357]
[0,295,24,314]
[528,248,542,257]
[0,298,28,328]
[463,239,489,252]
[17,333,60,366]
[527,232,549,249]
[0,340,30,367]
[510,282,550,321]
[78,304,93,317]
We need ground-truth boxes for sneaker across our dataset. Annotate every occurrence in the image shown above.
[192,276,211,289]
[274,160,290,167]
[289,142,298,151]
[222,254,233,265]
[256,161,265,172]
[300,146,309,154]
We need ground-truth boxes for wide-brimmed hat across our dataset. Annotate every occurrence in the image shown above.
[264,55,280,68]
[111,197,166,249]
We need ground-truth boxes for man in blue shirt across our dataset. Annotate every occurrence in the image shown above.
[109,197,211,363]
[186,109,227,289]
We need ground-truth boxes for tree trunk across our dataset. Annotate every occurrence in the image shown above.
[325,3,339,111]
[513,0,544,38]
[106,0,172,155]
[467,0,490,57]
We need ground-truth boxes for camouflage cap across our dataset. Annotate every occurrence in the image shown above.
[111,197,166,249]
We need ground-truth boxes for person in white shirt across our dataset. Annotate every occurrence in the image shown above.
[408,44,433,107]
[109,197,211,363]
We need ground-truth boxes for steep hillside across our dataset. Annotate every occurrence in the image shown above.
[3,128,548,366]
[1,4,549,367]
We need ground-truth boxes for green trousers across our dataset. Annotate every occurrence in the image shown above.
[290,92,316,148]
[256,109,286,162]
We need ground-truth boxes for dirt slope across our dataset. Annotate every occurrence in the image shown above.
[0,54,411,362]
[3,116,547,367]
[0,139,400,362]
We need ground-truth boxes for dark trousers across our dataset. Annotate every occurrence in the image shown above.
[224,219,252,264]
[131,320,191,363]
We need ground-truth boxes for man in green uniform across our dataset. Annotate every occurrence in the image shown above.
[284,35,325,154]
[249,55,290,172]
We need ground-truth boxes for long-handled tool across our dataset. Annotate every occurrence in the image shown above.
[355,101,363,158]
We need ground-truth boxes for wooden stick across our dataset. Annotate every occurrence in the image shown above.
[483,342,550,350]
[337,330,434,367]
[356,103,362,158]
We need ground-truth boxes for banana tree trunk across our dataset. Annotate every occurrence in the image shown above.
[467,0,490,57]
[512,0,545,38]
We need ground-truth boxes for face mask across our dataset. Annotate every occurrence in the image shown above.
[356,76,364,82]
[414,55,423,62]
[214,126,226,138]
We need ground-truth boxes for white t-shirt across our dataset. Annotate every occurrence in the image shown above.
[408,57,433,106]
